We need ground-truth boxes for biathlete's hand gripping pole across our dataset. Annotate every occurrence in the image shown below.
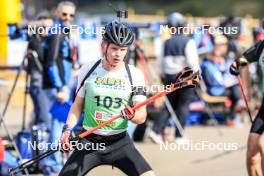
[9,67,200,175]
[233,58,253,123]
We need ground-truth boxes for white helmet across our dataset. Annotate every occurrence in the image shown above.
[167,12,186,28]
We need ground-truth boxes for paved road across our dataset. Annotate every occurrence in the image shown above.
[0,104,249,176]
[90,125,248,176]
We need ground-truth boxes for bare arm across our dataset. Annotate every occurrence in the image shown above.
[65,96,84,129]
[130,102,147,125]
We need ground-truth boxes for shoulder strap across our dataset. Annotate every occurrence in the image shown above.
[75,59,101,97]
[125,63,134,105]
[125,63,133,86]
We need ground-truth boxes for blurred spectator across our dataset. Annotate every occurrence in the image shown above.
[150,12,199,143]
[219,14,244,60]
[253,19,264,43]
[42,1,76,174]
[201,35,241,125]
[26,11,53,126]
[193,24,214,55]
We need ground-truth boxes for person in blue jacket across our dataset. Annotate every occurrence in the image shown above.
[201,35,240,124]
[42,1,76,174]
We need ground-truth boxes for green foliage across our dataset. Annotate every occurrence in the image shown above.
[52,0,264,17]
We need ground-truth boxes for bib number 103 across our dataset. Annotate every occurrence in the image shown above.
[94,96,122,108]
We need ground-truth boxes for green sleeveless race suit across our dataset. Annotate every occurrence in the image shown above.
[76,60,146,135]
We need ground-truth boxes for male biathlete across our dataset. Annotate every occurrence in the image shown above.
[230,40,264,176]
[58,20,155,176]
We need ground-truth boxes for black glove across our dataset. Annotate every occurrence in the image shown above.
[229,63,240,76]
[229,57,248,76]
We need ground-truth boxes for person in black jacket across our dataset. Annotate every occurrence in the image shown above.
[42,1,76,173]
[150,12,199,143]
[26,11,53,125]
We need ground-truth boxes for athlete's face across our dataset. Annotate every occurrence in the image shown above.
[102,42,128,67]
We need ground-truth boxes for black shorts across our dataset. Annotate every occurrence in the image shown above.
[59,131,152,176]
[250,97,264,134]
